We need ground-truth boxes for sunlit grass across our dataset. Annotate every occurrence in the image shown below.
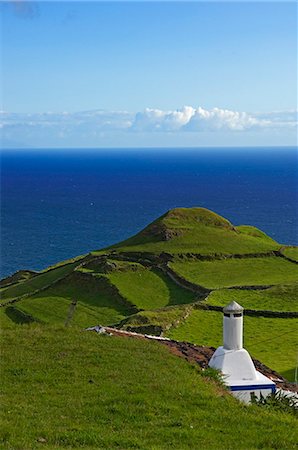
[170,257,298,288]
[167,308,298,381]
[1,323,297,449]
[207,283,298,312]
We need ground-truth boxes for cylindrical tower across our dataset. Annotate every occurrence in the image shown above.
[223,301,244,350]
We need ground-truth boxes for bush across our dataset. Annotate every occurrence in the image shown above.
[251,390,298,416]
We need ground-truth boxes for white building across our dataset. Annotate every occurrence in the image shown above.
[209,301,275,403]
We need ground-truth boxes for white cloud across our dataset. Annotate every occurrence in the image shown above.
[0,106,296,148]
[129,106,296,132]
[184,107,264,131]
[132,106,196,131]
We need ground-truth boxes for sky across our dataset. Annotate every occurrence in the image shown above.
[0,0,297,148]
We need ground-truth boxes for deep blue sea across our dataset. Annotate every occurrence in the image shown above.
[1,147,297,277]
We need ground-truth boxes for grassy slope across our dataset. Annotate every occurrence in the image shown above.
[0,260,195,328]
[107,267,195,310]
[167,309,298,381]
[8,273,134,328]
[207,283,298,312]
[119,304,192,333]
[112,225,279,254]
[0,270,37,288]
[110,208,279,255]
[282,247,298,261]
[39,254,87,272]
[1,206,297,414]
[0,262,80,302]
[170,257,298,288]
[1,322,297,450]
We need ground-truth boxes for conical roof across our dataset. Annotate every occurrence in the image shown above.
[223,301,244,313]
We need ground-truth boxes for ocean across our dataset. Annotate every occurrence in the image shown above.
[1,147,297,277]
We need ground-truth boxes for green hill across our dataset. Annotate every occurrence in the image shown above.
[1,207,297,378]
[1,323,297,449]
[1,206,298,448]
[108,207,279,254]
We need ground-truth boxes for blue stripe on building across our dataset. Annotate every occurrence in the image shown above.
[230,384,276,392]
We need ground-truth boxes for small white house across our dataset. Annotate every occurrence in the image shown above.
[209,301,275,403]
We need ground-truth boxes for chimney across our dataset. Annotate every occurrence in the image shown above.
[208,301,276,403]
[223,301,243,350]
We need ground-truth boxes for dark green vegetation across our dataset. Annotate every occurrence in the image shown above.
[0,269,37,288]
[251,390,298,416]
[1,207,298,449]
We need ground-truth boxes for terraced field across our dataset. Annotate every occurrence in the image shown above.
[6,271,135,328]
[206,283,298,312]
[281,246,298,262]
[167,308,298,381]
[0,262,79,302]
[170,257,298,289]
[107,266,196,310]
[1,207,297,385]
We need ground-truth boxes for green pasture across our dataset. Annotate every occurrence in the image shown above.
[112,224,279,255]
[119,304,192,333]
[39,254,87,272]
[282,247,298,262]
[107,267,195,310]
[2,273,134,328]
[0,262,79,302]
[167,308,298,381]
[1,207,297,449]
[110,208,279,255]
[0,270,37,288]
[1,323,297,449]
[170,257,298,288]
[207,283,298,312]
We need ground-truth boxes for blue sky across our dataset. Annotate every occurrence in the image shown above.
[1,1,297,148]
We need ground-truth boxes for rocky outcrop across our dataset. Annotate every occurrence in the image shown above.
[141,222,183,241]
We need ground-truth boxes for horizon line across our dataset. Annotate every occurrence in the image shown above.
[1,145,297,152]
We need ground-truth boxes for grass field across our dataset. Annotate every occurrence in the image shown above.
[39,254,87,272]
[206,283,298,312]
[0,262,79,302]
[110,208,279,255]
[1,323,297,450]
[0,270,37,288]
[167,308,298,381]
[119,304,192,333]
[4,273,134,328]
[170,257,298,288]
[282,247,298,262]
[113,225,279,255]
[107,267,196,310]
[1,207,297,448]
